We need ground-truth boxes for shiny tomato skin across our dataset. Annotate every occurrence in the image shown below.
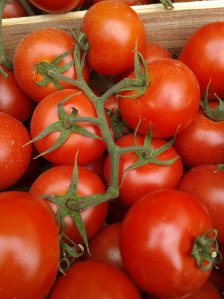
[50,259,141,299]
[30,89,106,166]
[179,22,224,101]
[120,189,213,298]
[104,133,183,207]
[30,165,108,244]
[81,0,147,76]
[27,0,86,13]
[0,112,32,191]
[174,106,224,167]
[119,58,200,138]
[144,42,171,63]
[13,28,89,102]
[0,65,34,122]
[3,0,28,18]
[178,164,224,244]
[91,0,151,6]
[0,191,59,299]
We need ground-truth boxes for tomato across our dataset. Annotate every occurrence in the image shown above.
[2,0,28,18]
[0,65,34,122]
[49,259,141,299]
[119,58,200,138]
[0,112,32,191]
[27,0,87,13]
[104,133,183,207]
[179,22,224,101]
[144,42,171,64]
[209,268,224,295]
[91,0,151,6]
[0,191,59,299]
[174,104,224,167]
[119,189,214,298]
[144,281,222,299]
[81,0,147,75]
[178,164,224,244]
[13,27,89,102]
[30,165,108,244]
[83,223,123,270]
[29,89,106,166]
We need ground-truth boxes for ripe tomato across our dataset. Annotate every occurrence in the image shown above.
[29,89,106,166]
[119,58,200,138]
[2,0,28,18]
[145,281,222,299]
[179,22,224,101]
[0,112,32,190]
[27,0,86,13]
[178,164,224,244]
[83,223,123,270]
[91,0,151,6]
[104,133,183,207]
[81,0,147,75]
[144,42,171,63]
[0,65,34,122]
[30,165,108,244]
[13,28,89,102]
[0,191,59,299]
[209,268,224,294]
[174,104,224,167]
[49,259,141,299]
[120,189,214,298]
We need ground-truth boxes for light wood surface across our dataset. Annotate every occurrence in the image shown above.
[2,1,224,59]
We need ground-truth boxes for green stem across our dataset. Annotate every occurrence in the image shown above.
[18,0,36,16]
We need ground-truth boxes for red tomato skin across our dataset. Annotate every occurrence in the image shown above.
[144,42,171,63]
[30,89,106,166]
[30,165,108,244]
[0,66,34,122]
[91,0,151,6]
[3,0,28,18]
[81,1,147,75]
[120,189,213,298]
[119,58,200,138]
[0,112,32,190]
[0,191,59,299]
[83,223,123,270]
[27,0,86,13]
[179,22,224,101]
[104,133,183,207]
[174,107,224,167]
[13,28,89,102]
[50,259,141,299]
[178,164,224,244]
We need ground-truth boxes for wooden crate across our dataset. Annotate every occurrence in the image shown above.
[2,0,224,59]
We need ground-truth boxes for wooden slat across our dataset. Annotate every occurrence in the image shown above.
[2,1,224,59]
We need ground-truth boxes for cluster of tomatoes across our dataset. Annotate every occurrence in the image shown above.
[1,0,224,299]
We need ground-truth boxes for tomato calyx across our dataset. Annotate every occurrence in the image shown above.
[200,81,224,121]
[216,164,224,171]
[191,229,222,271]
[24,93,102,159]
[160,0,174,9]
[33,48,75,89]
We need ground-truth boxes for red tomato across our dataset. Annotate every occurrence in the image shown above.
[174,104,224,167]
[2,0,28,18]
[209,268,224,295]
[178,164,224,244]
[0,65,34,122]
[104,133,183,207]
[120,189,214,298]
[83,223,123,270]
[29,89,106,166]
[0,191,59,299]
[0,112,32,190]
[13,28,89,102]
[145,281,222,299]
[119,58,200,138]
[179,22,224,101]
[91,0,151,6]
[27,0,86,13]
[81,0,147,75]
[144,42,171,63]
[50,259,141,299]
[30,165,108,244]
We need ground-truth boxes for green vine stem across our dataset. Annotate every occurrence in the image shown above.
[18,0,36,16]
[0,0,13,72]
